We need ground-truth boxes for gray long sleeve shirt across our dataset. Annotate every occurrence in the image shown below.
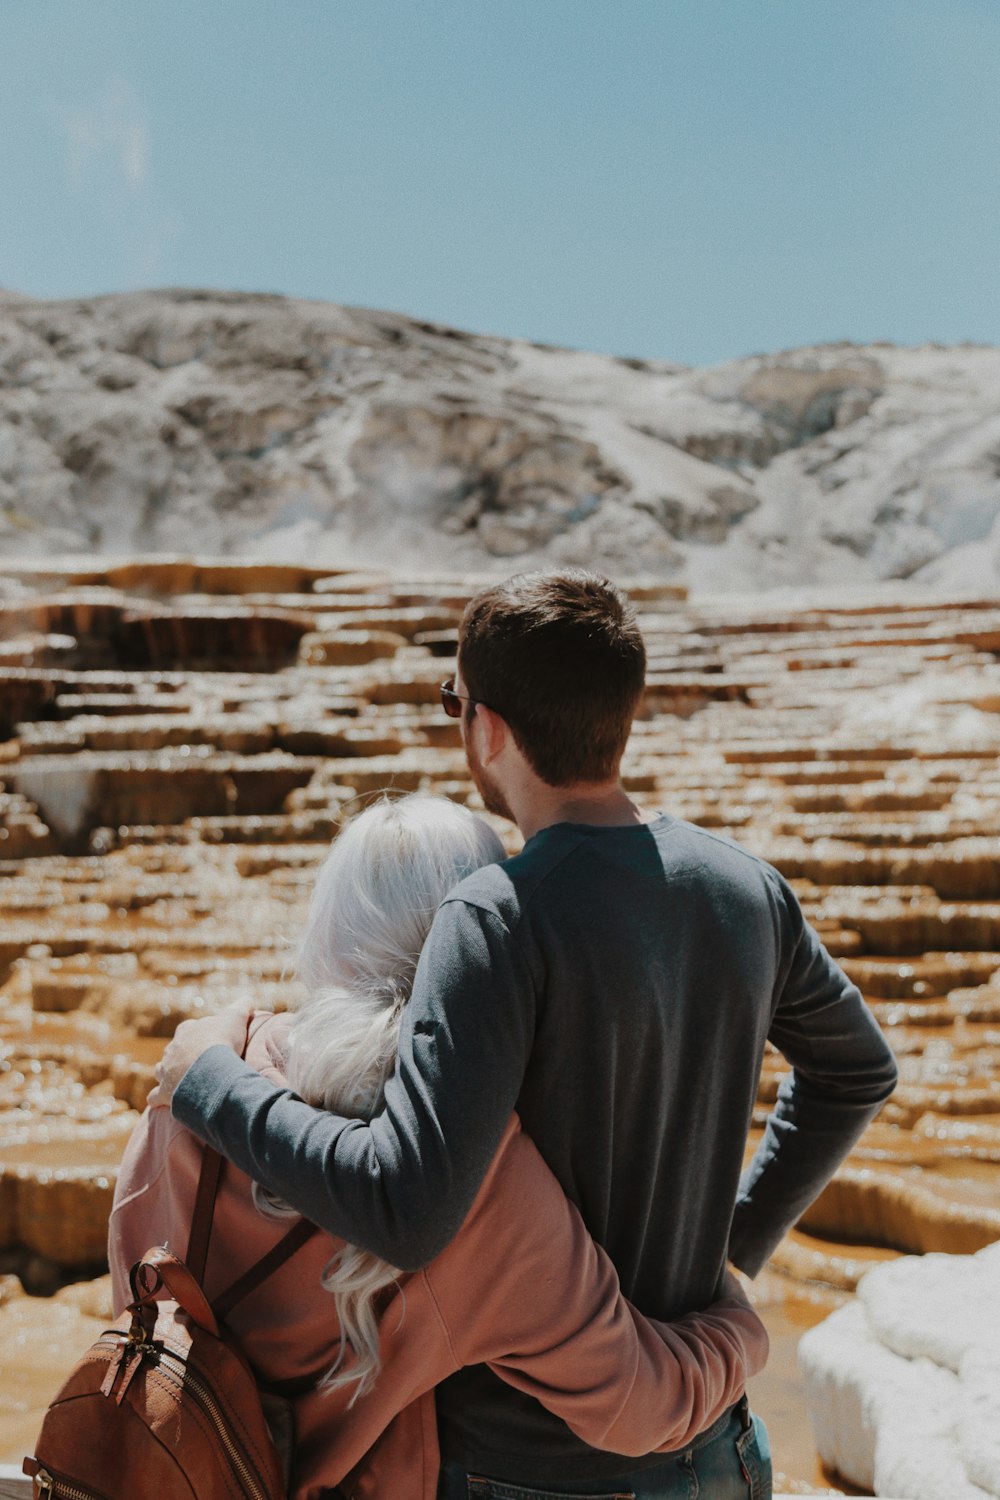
[174,814,897,1478]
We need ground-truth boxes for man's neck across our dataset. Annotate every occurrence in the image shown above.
[515,782,647,842]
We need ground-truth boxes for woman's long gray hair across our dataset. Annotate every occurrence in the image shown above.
[254,793,504,1401]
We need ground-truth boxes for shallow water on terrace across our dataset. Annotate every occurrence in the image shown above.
[0,1297,111,1464]
[921,1157,1000,1186]
[749,1282,869,1495]
[0,1135,128,1170]
[2,1009,165,1067]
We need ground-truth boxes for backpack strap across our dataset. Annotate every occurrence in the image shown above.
[184,1145,225,1283]
[213,1217,320,1321]
[129,1215,319,1337]
[134,1244,221,1336]
[156,1015,319,1326]
[183,1012,253,1280]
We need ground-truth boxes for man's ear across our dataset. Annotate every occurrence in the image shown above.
[473,703,509,764]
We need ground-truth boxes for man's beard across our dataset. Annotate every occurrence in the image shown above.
[465,734,515,822]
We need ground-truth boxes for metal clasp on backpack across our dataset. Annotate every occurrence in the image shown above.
[125,1324,160,1358]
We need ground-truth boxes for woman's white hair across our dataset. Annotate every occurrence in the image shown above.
[253,793,504,1401]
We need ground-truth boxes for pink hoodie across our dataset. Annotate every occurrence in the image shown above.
[109,1013,767,1500]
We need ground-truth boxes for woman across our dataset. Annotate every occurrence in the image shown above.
[110,795,768,1500]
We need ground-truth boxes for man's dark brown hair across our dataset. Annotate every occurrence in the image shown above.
[458,570,646,787]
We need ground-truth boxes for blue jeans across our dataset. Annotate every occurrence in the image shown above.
[437,1400,771,1500]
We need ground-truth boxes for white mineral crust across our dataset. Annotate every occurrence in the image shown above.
[798,1241,1000,1498]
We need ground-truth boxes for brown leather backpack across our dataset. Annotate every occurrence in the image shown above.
[23,1145,317,1500]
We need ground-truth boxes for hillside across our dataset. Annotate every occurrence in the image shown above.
[2,288,999,592]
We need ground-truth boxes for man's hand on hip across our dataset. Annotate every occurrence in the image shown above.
[148,1003,251,1109]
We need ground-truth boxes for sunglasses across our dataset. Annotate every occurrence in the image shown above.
[440,677,481,718]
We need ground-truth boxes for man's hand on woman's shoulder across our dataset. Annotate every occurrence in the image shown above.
[148,1002,252,1109]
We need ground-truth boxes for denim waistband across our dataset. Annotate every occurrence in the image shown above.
[685,1394,749,1456]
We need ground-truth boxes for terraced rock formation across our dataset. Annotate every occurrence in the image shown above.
[1,559,999,1491]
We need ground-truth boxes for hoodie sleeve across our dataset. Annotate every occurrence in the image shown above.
[424,1119,768,1456]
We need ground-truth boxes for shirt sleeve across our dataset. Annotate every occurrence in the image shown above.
[172,897,535,1270]
[728,870,898,1276]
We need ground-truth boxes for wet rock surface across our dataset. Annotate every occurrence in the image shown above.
[1,560,999,1491]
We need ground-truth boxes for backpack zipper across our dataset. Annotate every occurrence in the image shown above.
[29,1466,105,1500]
[158,1347,271,1500]
[94,1334,270,1500]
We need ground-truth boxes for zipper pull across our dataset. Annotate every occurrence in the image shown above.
[100,1340,128,1400]
[112,1343,151,1406]
[22,1458,54,1498]
[100,1331,158,1404]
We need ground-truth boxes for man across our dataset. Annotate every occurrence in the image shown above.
[154,570,897,1497]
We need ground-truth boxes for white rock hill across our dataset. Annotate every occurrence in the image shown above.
[2,288,999,592]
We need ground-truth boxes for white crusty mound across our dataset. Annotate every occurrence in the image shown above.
[798,1240,1000,1498]
[2,287,1000,591]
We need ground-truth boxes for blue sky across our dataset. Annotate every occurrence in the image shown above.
[3,0,998,365]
